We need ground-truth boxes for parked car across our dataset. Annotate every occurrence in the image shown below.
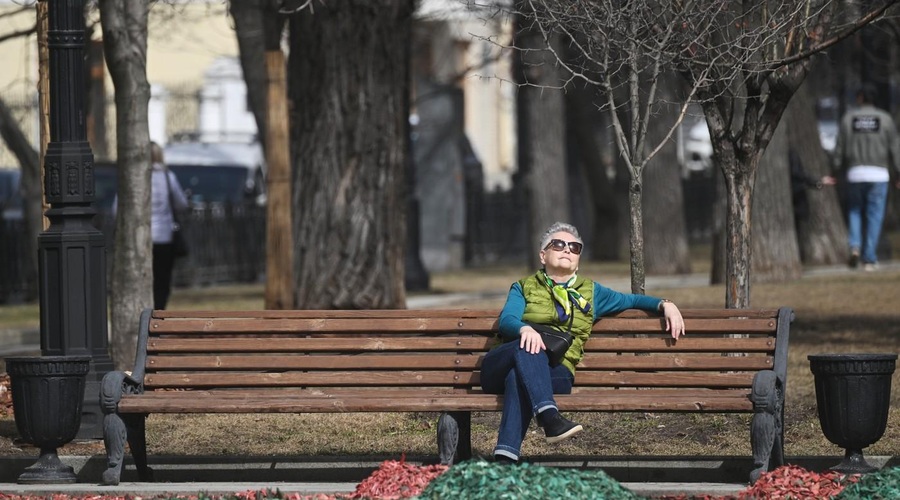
[169,163,264,206]
[164,140,266,207]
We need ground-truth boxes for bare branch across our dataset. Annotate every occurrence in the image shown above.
[279,0,322,15]
[0,5,32,21]
[0,24,36,45]
[773,0,897,68]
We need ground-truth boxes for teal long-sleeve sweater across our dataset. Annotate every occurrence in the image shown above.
[497,280,662,340]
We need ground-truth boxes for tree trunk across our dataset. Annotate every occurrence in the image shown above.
[100,0,152,370]
[229,0,284,146]
[288,1,412,309]
[643,80,691,277]
[516,3,569,261]
[565,83,626,262]
[264,50,293,309]
[751,119,802,283]
[786,81,848,265]
[596,158,632,261]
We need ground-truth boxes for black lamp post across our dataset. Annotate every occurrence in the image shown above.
[39,0,113,439]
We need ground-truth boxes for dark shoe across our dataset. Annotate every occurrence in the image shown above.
[848,249,860,269]
[493,454,518,465]
[541,412,583,444]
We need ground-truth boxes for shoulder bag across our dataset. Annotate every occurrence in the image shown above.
[524,320,574,367]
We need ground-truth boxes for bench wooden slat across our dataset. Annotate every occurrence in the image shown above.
[585,337,773,352]
[119,387,752,399]
[147,337,495,352]
[146,354,772,371]
[117,392,753,413]
[144,370,753,389]
[146,336,774,353]
[152,308,782,320]
[150,318,500,333]
[149,317,776,334]
[597,318,776,333]
[153,309,504,320]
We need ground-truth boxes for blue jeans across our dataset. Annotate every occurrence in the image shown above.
[480,340,575,460]
[846,182,889,264]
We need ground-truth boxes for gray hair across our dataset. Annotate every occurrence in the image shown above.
[539,222,582,251]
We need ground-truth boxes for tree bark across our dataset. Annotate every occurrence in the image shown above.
[229,0,285,146]
[751,119,802,283]
[643,79,691,277]
[565,84,628,262]
[264,50,293,309]
[786,81,848,265]
[100,0,152,370]
[516,2,569,261]
[288,0,412,309]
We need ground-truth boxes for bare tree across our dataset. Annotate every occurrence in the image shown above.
[99,0,152,370]
[517,1,710,293]
[682,0,895,307]
[288,1,414,309]
[523,0,896,306]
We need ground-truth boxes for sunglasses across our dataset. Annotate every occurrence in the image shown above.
[544,239,583,255]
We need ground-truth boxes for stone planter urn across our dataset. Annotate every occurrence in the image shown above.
[808,353,896,474]
[5,356,91,484]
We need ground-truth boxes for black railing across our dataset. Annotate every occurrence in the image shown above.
[0,216,30,303]
[1,189,531,304]
[1,204,267,304]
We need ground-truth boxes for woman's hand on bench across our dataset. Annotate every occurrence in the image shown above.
[661,302,686,340]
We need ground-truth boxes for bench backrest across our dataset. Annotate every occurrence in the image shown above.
[133,308,792,397]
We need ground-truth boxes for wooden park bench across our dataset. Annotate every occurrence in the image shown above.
[99,307,793,485]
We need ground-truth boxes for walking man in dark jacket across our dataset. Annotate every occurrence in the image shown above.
[824,84,900,271]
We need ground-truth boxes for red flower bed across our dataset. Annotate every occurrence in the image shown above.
[660,465,860,500]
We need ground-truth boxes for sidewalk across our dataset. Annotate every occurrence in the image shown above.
[0,456,900,497]
[2,454,893,497]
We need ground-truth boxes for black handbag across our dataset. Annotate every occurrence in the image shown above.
[524,321,573,367]
[164,168,189,258]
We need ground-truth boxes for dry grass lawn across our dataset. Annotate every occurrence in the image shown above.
[1,259,899,463]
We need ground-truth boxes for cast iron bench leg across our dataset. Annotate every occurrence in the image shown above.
[749,370,783,484]
[100,371,128,485]
[437,411,472,465]
[124,414,153,481]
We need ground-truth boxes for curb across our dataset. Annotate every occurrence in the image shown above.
[0,455,895,495]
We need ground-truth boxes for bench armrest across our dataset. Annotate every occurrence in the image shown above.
[100,370,144,415]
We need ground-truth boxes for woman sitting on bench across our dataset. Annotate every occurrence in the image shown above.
[481,221,686,465]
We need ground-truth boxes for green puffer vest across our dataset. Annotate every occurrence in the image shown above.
[519,272,594,375]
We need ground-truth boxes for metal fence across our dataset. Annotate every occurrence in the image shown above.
[0,189,529,304]
[0,204,266,304]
